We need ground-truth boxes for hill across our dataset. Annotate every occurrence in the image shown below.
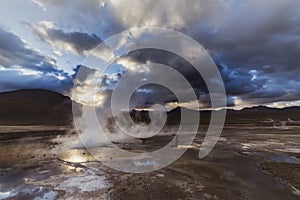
[0,89,73,125]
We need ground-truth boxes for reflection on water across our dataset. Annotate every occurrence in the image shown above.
[0,134,113,199]
[67,153,86,163]
[58,150,91,164]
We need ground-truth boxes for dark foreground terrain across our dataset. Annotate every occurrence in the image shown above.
[0,125,299,200]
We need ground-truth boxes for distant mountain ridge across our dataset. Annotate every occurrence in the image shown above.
[0,89,299,126]
[106,105,300,131]
[169,106,300,124]
[224,106,300,124]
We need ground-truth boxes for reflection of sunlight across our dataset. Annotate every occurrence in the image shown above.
[66,152,87,163]
[177,144,199,150]
[68,154,85,163]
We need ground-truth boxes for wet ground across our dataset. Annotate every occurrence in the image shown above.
[0,125,299,199]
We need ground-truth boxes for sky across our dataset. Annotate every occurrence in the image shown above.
[0,0,300,110]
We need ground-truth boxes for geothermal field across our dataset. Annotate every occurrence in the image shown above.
[0,121,299,199]
[1,1,300,199]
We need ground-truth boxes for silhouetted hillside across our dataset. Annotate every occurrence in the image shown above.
[0,89,74,125]
[1,89,299,127]
[225,106,300,124]
[121,106,300,126]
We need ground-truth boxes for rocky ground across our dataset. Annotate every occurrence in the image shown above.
[0,126,299,200]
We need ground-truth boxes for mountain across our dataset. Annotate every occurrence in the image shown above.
[127,106,300,126]
[0,89,74,125]
[0,89,299,127]
[225,106,300,124]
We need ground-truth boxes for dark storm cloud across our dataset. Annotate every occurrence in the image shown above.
[31,23,102,55]
[189,0,300,103]
[217,64,263,96]
[118,50,208,92]
[39,0,300,108]
[1,0,300,108]
[48,30,101,54]
[0,27,71,92]
[134,1,300,107]
[179,0,300,107]
[185,0,300,69]
[0,27,60,73]
[114,49,267,107]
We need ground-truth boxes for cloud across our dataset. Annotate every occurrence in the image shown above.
[30,0,300,74]
[266,100,300,109]
[107,0,223,29]
[1,0,300,109]
[31,21,102,55]
[0,65,72,93]
[71,65,122,106]
[0,27,71,92]
[0,27,54,72]
[31,0,123,37]
[111,49,259,107]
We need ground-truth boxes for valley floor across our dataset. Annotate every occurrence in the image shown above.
[0,126,299,199]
